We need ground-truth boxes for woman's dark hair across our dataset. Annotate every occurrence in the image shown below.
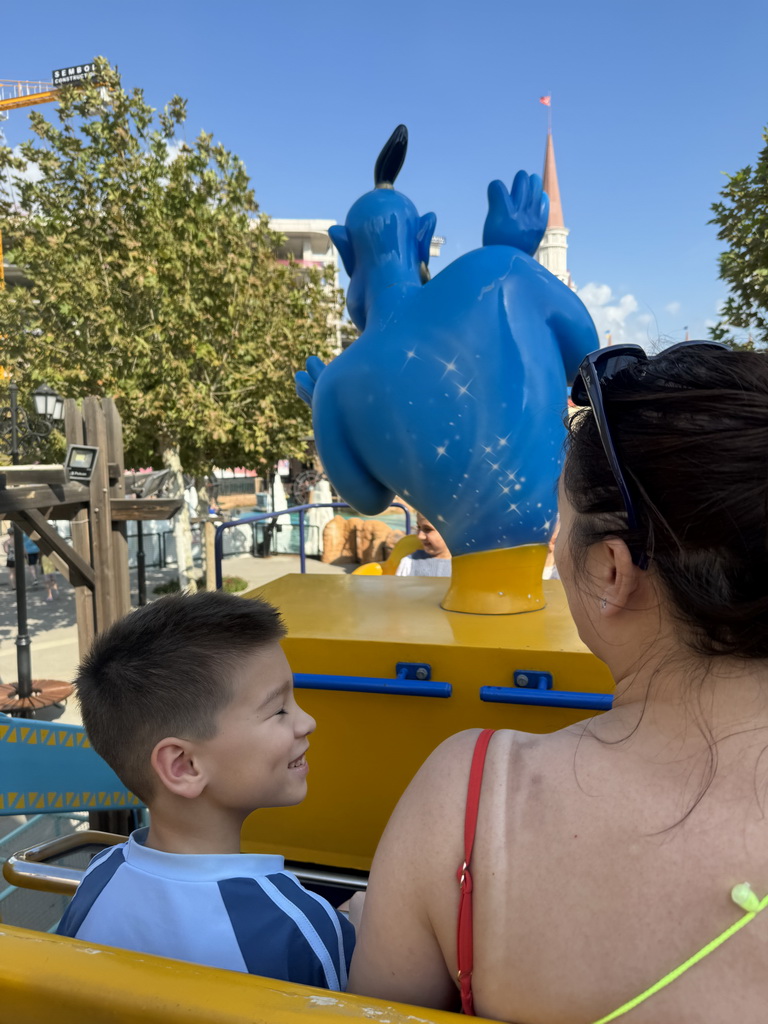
[563,346,768,659]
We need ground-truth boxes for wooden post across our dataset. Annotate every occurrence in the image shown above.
[65,398,96,658]
[82,397,117,634]
[3,396,181,667]
[103,398,131,618]
[204,519,217,592]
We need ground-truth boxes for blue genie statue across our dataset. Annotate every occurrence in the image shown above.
[296,126,598,613]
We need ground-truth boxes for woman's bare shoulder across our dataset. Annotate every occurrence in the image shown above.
[420,726,580,776]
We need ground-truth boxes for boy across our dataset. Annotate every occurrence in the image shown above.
[57,591,355,990]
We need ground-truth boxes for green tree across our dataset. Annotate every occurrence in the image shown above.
[709,124,768,350]
[0,59,342,584]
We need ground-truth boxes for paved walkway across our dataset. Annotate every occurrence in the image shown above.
[0,555,351,727]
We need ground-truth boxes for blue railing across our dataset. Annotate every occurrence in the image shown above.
[480,686,613,710]
[294,673,451,699]
[214,502,412,589]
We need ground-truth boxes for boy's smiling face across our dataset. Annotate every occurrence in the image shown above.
[198,642,316,814]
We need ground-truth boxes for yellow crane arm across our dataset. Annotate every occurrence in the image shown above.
[0,89,59,113]
[0,78,59,288]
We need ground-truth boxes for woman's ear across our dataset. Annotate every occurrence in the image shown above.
[151,738,207,799]
[598,537,644,616]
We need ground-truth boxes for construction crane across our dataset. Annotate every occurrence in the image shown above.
[0,79,58,115]
[0,79,59,289]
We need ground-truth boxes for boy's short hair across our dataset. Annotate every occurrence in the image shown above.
[76,592,286,803]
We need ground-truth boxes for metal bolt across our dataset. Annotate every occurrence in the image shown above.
[415,667,428,680]
[517,674,529,687]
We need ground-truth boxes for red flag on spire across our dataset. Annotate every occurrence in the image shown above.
[540,95,551,106]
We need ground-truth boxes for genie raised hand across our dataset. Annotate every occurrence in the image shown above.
[482,170,549,255]
[295,356,326,408]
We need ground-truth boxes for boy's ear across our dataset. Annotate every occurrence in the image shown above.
[151,738,207,800]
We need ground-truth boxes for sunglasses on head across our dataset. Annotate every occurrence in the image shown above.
[569,341,729,569]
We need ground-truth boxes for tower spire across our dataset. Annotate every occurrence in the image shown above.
[542,131,565,229]
[534,127,572,289]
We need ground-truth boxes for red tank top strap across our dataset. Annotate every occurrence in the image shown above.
[456,728,496,1016]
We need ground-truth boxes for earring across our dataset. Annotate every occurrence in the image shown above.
[600,597,607,610]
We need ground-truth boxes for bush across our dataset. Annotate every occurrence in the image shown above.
[222,575,248,593]
[152,575,248,596]
[152,578,181,596]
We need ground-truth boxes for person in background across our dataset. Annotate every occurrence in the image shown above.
[22,533,40,586]
[395,514,452,578]
[41,553,59,602]
[2,526,15,588]
[541,518,560,580]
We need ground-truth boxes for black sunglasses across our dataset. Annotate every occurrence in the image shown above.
[570,341,729,569]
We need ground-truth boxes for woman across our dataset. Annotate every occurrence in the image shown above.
[349,343,768,1023]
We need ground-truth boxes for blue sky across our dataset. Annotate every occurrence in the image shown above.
[2,0,766,347]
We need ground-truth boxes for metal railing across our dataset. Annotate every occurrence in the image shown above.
[214,502,411,589]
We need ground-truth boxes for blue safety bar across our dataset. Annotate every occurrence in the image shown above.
[214,502,412,589]
[480,686,613,711]
[294,673,451,699]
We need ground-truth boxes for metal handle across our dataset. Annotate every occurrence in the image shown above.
[3,829,127,895]
[294,673,451,698]
[480,686,612,710]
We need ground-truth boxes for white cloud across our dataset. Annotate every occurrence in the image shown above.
[9,146,43,184]
[0,146,43,208]
[577,282,654,348]
[665,301,681,315]
[164,139,190,165]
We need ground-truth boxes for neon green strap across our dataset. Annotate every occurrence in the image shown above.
[591,886,768,1024]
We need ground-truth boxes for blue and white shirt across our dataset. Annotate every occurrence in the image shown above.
[57,828,355,990]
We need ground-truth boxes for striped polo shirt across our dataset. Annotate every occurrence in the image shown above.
[56,827,355,990]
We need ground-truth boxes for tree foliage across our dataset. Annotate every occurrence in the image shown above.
[709,124,768,350]
[0,59,343,471]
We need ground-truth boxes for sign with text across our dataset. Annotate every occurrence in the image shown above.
[52,62,98,87]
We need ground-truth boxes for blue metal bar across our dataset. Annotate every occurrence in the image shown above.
[214,502,412,590]
[480,686,613,710]
[294,673,451,699]
[299,508,306,575]
[0,813,46,849]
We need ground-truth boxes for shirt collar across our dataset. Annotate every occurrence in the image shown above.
[123,827,286,881]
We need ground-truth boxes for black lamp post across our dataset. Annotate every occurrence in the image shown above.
[1,381,66,717]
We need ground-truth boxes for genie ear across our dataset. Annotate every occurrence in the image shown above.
[416,212,437,267]
[329,225,355,277]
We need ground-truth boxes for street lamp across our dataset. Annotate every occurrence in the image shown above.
[1,380,67,717]
[33,382,65,421]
